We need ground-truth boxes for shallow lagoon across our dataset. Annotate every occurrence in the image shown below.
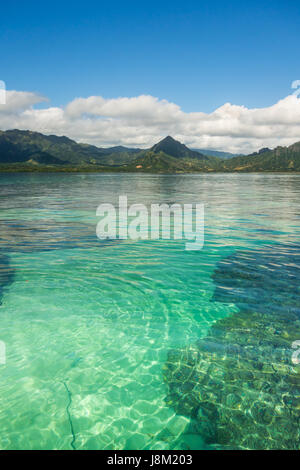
[0,173,299,450]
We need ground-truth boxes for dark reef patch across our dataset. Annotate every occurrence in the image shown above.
[212,243,300,317]
[163,243,300,449]
[0,254,15,304]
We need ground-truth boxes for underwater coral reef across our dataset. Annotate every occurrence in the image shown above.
[163,243,300,449]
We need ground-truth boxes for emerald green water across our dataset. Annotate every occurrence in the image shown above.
[0,173,299,450]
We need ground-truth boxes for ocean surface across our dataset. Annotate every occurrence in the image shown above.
[0,172,299,450]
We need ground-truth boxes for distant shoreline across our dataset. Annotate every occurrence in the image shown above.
[1,131,300,172]
[1,166,299,174]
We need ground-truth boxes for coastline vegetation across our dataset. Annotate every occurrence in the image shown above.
[0,130,300,173]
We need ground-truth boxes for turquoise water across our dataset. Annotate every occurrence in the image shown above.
[0,173,299,450]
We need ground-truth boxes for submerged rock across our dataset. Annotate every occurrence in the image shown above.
[0,254,15,304]
[163,243,300,450]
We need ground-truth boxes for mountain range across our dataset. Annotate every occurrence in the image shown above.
[0,129,299,172]
[192,148,241,159]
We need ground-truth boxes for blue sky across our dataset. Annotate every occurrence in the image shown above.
[1,0,299,112]
[0,0,300,152]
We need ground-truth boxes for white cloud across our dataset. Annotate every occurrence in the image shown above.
[0,90,47,113]
[0,89,300,153]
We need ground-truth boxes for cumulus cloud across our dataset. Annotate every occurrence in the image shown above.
[0,90,47,113]
[0,89,300,153]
